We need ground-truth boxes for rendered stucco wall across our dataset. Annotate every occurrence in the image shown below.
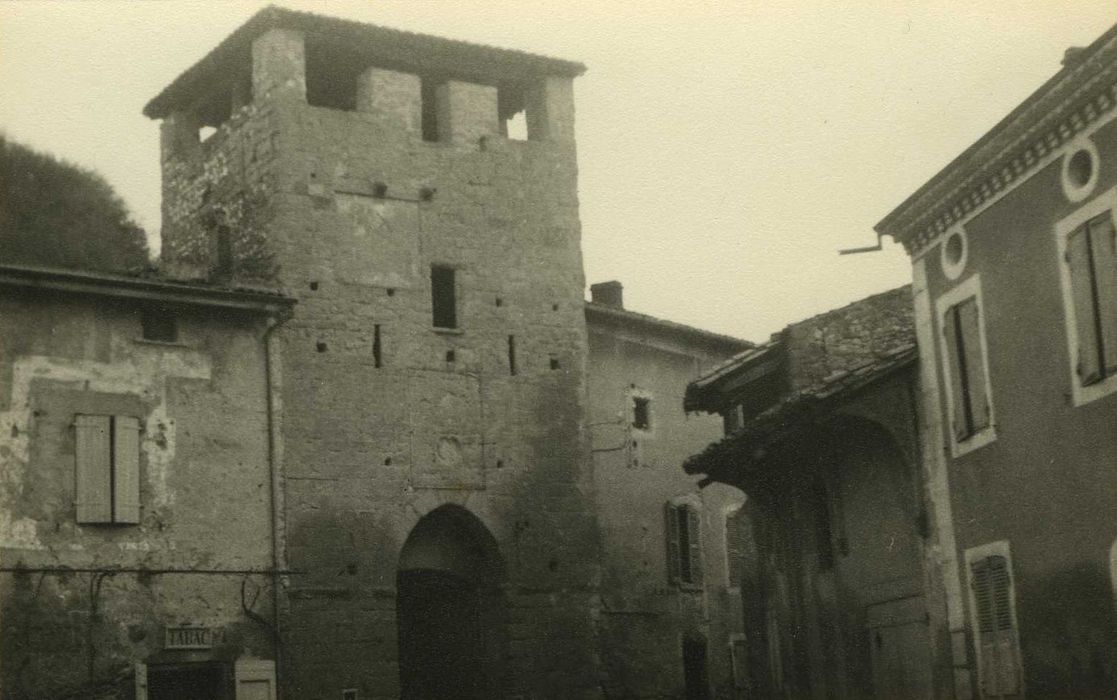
[0,293,276,697]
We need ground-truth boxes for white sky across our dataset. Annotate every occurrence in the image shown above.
[1,1,1115,342]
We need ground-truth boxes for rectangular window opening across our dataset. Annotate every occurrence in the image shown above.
[632,397,651,430]
[943,294,990,441]
[1066,212,1117,386]
[430,265,457,329]
[421,78,442,142]
[677,507,693,583]
[508,335,517,376]
[504,110,528,141]
[305,43,361,112]
[373,324,382,368]
[142,307,178,343]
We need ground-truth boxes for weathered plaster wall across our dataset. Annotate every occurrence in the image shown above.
[0,291,276,697]
[587,320,745,698]
[920,114,1117,697]
[160,28,600,700]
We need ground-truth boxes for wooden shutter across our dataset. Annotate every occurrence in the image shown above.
[113,416,141,524]
[665,503,681,584]
[75,415,112,523]
[134,663,148,700]
[1088,213,1117,376]
[972,555,1020,697]
[686,504,704,585]
[943,306,970,441]
[235,659,277,700]
[957,298,991,432]
[1067,224,1102,385]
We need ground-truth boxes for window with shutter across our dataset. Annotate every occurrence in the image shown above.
[76,415,113,523]
[937,275,996,453]
[665,502,682,584]
[1066,212,1117,386]
[75,414,141,525]
[666,500,703,587]
[967,547,1022,698]
[1057,197,1117,406]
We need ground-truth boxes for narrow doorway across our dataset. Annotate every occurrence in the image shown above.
[682,633,711,700]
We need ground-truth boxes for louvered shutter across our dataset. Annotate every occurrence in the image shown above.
[1067,225,1102,385]
[686,505,703,585]
[990,557,1020,695]
[75,415,112,523]
[972,555,1020,698]
[957,298,991,432]
[943,306,970,440]
[1088,214,1117,375]
[665,503,681,584]
[113,416,141,524]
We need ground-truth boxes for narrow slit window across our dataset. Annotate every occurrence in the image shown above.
[632,396,651,431]
[430,265,457,329]
[508,335,517,375]
[373,324,382,368]
[421,78,441,142]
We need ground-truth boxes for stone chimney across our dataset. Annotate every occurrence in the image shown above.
[1062,46,1086,67]
[590,280,624,309]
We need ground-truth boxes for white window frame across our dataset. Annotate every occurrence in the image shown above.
[1054,186,1117,406]
[1060,137,1101,203]
[940,225,969,281]
[936,274,997,457]
[963,541,1024,700]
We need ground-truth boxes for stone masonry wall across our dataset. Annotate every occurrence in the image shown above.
[159,27,600,700]
[0,292,277,697]
[783,285,914,392]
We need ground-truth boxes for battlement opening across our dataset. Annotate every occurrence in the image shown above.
[305,40,362,112]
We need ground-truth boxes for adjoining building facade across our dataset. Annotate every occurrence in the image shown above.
[144,7,602,698]
[683,287,962,699]
[875,26,1117,700]
[585,281,752,699]
[0,264,294,698]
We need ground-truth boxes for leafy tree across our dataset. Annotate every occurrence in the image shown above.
[0,135,150,273]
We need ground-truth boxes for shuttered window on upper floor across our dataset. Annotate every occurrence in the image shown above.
[1066,211,1117,386]
[970,554,1021,698]
[666,501,703,588]
[75,414,140,525]
[943,296,991,442]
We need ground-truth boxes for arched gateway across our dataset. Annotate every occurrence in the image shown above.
[396,505,507,699]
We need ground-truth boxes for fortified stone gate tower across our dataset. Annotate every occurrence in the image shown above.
[145,8,600,698]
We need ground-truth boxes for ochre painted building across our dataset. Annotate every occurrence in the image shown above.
[876,26,1117,700]
[145,8,601,698]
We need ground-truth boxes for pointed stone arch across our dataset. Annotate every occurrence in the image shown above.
[396,504,507,699]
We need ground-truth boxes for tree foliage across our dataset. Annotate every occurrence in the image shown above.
[0,135,150,272]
